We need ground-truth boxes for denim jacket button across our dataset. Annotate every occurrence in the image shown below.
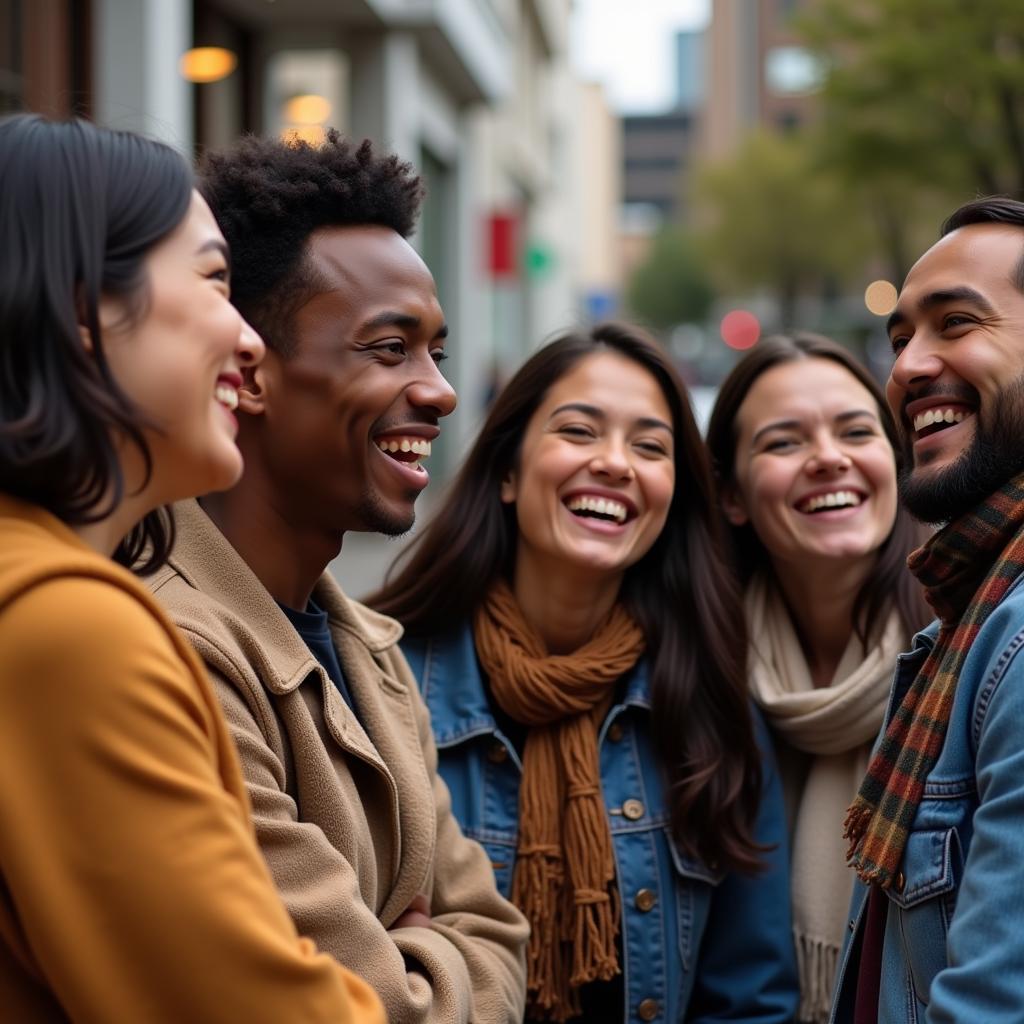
[634,888,657,912]
[637,997,660,1020]
[607,722,624,742]
[486,742,508,764]
[622,798,645,821]
[894,870,906,893]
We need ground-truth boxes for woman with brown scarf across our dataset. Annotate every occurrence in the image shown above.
[369,323,798,1023]
[706,334,930,1024]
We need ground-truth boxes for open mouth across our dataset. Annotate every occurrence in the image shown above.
[563,493,636,525]
[911,405,973,441]
[796,490,865,515]
[375,435,432,472]
[214,383,239,411]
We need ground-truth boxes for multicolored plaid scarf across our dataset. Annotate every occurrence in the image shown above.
[844,473,1024,888]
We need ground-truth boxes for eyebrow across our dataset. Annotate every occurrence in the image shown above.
[886,286,996,335]
[549,402,673,433]
[357,311,449,340]
[196,238,230,262]
[751,408,878,447]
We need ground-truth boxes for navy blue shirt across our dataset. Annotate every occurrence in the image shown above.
[277,598,357,715]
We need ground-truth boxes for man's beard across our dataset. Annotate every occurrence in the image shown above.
[898,376,1024,524]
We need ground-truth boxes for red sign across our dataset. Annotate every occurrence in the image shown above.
[487,212,519,279]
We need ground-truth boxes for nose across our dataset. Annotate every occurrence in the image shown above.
[407,357,457,418]
[889,333,943,394]
[237,315,266,367]
[806,433,851,476]
[590,434,634,481]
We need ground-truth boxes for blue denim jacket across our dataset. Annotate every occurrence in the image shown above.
[831,573,1024,1023]
[403,625,798,1023]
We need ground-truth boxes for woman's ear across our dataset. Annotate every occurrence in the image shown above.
[720,483,749,527]
[237,359,267,416]
[499,469,517,505]
[234,350,278,417]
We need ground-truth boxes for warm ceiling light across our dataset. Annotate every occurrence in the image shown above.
[179,47,237,84]
[281,125,327,146]
[283,94,332,125]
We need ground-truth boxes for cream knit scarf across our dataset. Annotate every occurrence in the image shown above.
[745,574,904,1024]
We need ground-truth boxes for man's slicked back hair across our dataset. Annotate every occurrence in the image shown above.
[200,129,425,356]
[941,195,1024,291]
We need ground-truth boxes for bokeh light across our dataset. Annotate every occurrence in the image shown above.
[864,280,898,316]
[283,94,332,125]
[281,125,327,146]
[720,309,761,350]
[179,47,237,84]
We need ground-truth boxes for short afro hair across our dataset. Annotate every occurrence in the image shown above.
[200,129,425,356]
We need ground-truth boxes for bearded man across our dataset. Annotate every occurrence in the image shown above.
[832,196,1024,1022]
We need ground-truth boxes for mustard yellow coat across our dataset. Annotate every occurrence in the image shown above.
[0,494,384,1024]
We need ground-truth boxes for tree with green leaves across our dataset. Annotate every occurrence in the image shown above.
[695,130,871,328]
[799,0,1024,277]
[626,227,715,330]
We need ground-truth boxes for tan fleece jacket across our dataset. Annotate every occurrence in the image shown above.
[148,499,528,1024]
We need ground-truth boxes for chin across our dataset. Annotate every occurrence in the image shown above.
[357,493,417,537]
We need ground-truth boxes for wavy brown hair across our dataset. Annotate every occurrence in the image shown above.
[370,322,765,872]
[705,332,931,643]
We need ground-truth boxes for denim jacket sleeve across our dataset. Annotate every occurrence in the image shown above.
[686,708,799,1023]
[925,601,1024,1023]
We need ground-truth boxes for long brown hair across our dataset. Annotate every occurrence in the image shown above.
[705,332,931,643]
[370,322,765,872]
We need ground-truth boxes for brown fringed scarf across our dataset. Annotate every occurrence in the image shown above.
[845,473,1024,888]
[474,580,646,1022]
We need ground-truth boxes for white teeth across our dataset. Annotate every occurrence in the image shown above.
[376,437,432,457]
[214,385,238,411]
[912,408,966,433]
[566,495,628,524]
[800,490,863,513]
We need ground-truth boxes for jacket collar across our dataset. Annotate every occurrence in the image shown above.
[155,499,403,694]
[418,622,651,748]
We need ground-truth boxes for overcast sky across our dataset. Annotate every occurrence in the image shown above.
[570,0,710,113]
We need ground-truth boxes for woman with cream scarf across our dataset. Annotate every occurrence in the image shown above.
[706,334,930,1024]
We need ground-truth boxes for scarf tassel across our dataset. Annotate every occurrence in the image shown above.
[514,845,572,1020]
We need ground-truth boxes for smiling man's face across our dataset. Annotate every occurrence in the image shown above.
[251,224,456,536]
[886,223,1024,523]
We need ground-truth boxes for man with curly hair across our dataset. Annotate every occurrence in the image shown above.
[147,131,528,1023]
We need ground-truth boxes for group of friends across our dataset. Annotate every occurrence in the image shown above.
[1,110,1022,1024]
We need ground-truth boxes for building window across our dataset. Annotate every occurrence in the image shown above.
[764,45,822,96]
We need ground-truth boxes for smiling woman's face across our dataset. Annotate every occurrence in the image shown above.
[501,351,676,587]
[724,357,898,573]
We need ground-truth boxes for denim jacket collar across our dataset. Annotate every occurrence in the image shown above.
[419,623,651,750]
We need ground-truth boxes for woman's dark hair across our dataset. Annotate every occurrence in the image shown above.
[0,114,193,571]
[370,322,764,872]
[705,332,931,643]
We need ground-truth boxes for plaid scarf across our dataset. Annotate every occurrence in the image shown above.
[844,473,1024,888]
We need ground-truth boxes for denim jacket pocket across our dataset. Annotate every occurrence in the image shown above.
[667,834,725,972]
[887,827,961,1008]
[463,828,517,900]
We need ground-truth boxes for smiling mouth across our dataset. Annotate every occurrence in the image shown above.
[796,490,864,514]
[375,435,431,471]
[214,384,239,411]
[564,494,634,525]
[911,406,973,440]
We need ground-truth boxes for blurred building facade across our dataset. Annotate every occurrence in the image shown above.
[702,0,820,161]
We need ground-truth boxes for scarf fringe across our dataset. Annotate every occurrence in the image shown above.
[515,846,571,1020]
[795,930,840,1024]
